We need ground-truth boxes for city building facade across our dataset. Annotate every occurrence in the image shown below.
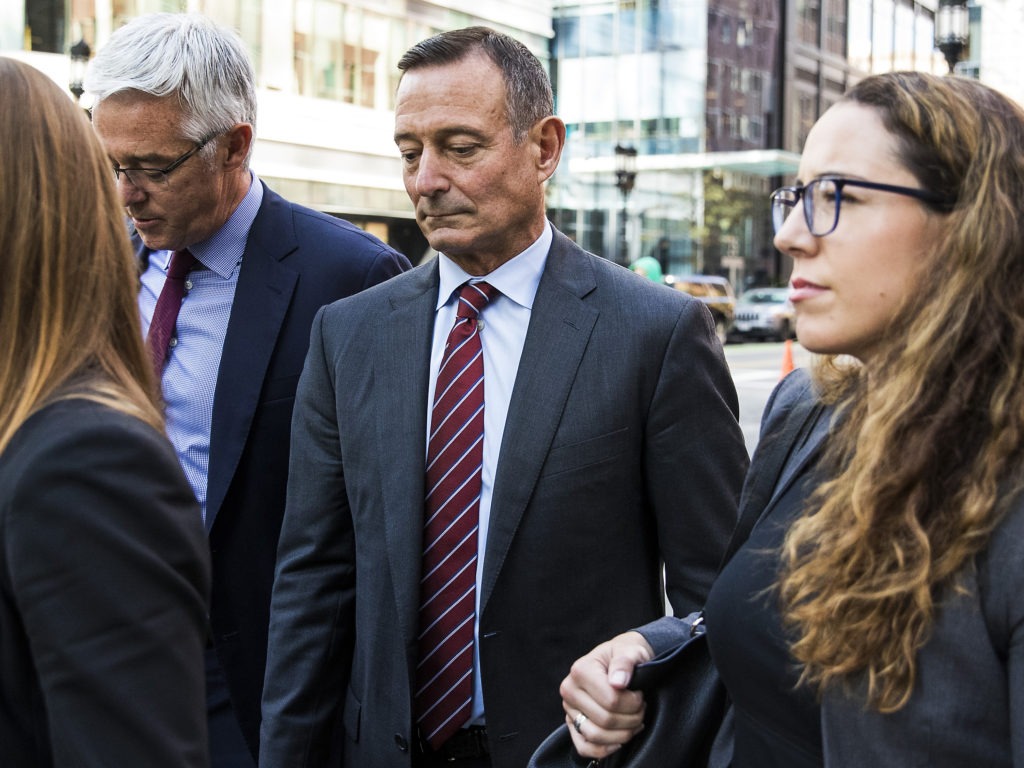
[6,1,1014,285]
[3,0,555,264]
[547,0,950,289]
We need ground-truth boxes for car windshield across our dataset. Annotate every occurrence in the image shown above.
[741,289,788,304]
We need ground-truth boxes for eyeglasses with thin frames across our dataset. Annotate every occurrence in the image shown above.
[770,177,954,237]
[112,133,218,190]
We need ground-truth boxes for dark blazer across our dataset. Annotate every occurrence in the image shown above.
[0,399,211,768]
[767,372,1024,766]
[260,228,749,768]
[138,182,411,753]
[640,367,826,659]
[645,368,1024,766]
[821,493,1024,767]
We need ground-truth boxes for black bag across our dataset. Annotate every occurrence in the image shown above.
[526,611,729,768]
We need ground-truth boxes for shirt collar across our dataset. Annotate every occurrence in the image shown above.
[154,172,263,278]
[435,221,551,311]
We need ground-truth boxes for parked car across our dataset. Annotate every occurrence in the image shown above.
[730,286,796,342]
[664,274,735,345]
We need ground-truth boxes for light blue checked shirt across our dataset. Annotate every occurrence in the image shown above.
[429,221,552,724]
[139,173,264,522]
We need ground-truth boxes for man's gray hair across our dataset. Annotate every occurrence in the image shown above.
[85,13,257,163]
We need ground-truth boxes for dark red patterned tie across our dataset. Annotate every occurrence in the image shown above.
[415,281,495,750]
[146,249,197,377]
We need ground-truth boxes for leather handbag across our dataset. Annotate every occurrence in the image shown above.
[528,372,824,768]
[527,610,729,768]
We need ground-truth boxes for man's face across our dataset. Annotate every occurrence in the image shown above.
[92,92,237,252]
[393,52,563,274]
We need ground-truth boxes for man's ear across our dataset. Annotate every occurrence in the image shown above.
[534,116,566,183]
[222,122,254,169]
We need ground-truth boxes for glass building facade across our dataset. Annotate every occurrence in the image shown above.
[548,0,789,286]
[548,0,945,288]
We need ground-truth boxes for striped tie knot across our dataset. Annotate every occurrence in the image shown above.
[456,281,495,321]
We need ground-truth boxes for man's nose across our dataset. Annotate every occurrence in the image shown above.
[115,173,147,206]
[413,151,449,197]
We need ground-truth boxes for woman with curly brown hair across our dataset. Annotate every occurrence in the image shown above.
[0,57,211,767]
[557,71,1024,767]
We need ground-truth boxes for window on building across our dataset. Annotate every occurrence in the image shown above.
[112,0,186,29]
[746,116,763,142]
[581,11,615,57]
[873,0,895,70]
[796,0,820,46]
[848,0,872,71]
[822,0,846,55]
[915,6,937,71]
[25,0,65,53]
[894,0,915,69]
[292,0,384,108]
[737,19,750,48]
[204,0,263,74]
[795,86,818,150]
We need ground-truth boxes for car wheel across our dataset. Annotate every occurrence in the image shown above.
[776,319,791,342]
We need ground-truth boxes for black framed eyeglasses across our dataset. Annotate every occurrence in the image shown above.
[770,177,955,237]
[112,133,217,189]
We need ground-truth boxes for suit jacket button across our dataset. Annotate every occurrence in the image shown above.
[394,734,409,752]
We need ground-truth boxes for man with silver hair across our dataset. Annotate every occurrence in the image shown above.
[84,13,410,767]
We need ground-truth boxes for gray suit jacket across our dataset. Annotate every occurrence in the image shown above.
[260,228,748,768]
[822,493,1024,767]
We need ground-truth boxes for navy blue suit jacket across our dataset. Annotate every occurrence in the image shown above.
[138,181,411,753]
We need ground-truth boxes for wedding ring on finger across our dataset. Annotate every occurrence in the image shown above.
[573,711,588,735]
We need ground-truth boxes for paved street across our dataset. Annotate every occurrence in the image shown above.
[723,341,812,454]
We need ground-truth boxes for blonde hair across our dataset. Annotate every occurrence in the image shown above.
[0,57,162,454]
[779,72,1024,711]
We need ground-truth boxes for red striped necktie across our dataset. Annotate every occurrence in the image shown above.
[415,281,496,750]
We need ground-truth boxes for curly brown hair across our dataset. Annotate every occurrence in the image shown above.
[778,72,1024,711]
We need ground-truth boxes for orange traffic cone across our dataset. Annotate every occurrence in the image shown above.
[779,339,795,379]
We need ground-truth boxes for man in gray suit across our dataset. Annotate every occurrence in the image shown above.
[260,26,748,768]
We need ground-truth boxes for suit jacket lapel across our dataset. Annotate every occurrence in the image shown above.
[726,375,828,563]
[206,186,298,530]
[378,264,438,645]
[480,232,599,614]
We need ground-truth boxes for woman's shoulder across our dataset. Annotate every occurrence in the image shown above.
[1,398,172,485]
[11,396,158,443]
[756,368,823,445]
[764,368,815,416]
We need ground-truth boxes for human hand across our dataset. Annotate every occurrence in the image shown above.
[558,630,654,760]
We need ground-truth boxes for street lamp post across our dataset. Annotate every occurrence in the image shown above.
[614,143,638,267]
[68,37,91,102]
[935,0,969,74]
